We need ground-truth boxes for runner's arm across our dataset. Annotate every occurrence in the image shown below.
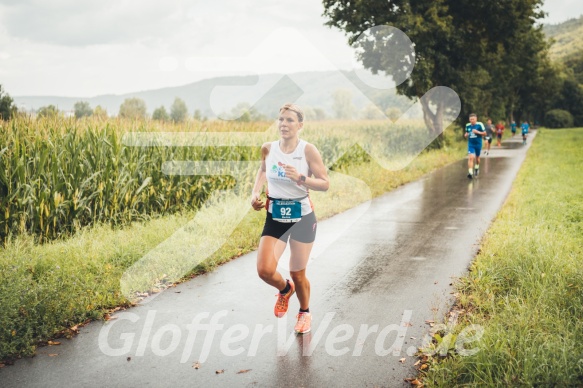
[302,143,330,191]
[251,143,270,210]
[472,129,487,136]
[473,123,487,136]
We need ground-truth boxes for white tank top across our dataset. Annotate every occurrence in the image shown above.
[266,139,313,215]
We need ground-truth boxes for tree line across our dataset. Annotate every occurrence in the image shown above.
[1,93,331,122]
[33,97,205,123]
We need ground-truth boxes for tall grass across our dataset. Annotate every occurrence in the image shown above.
[421,128,583,386]
[0,116,251,242]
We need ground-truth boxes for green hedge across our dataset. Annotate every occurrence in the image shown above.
[544,109,574,128]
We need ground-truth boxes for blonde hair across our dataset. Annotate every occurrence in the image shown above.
[279,103,304,123]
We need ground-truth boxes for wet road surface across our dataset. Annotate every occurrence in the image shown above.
[0,134,535,388]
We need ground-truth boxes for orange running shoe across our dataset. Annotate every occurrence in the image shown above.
[294,312,312,334]
[274,279,295,318]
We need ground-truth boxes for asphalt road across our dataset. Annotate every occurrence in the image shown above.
[0,133,535,388]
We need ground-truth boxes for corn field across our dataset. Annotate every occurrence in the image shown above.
[0,115,431,244]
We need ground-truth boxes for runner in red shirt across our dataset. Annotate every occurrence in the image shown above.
[495,121,505,147]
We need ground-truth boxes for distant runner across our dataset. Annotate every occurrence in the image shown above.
[495,121,505,147]
[521,121,530,145]
[464,113,487,179]
[484,118,494,155]
[511,121,517,137]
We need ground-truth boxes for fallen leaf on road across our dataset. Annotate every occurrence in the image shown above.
[237,369,252,374]
[48,353,58,357]
[405,377,423,385]
[414,360,421,366]
[420,364,428,370]
[403,322,413,327]
[48,341,61,346]
[193,362,200,369]
[424,320,434,324]
[216,369,225,374]
[399,358,406,363]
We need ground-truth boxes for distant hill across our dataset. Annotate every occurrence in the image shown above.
[13,70,411,119]
[544,15,583,61]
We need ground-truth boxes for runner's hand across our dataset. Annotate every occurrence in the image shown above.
[251,192,264,211]
[283,164,301,182]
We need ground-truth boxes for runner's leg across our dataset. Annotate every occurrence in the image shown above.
[289,239,314,310]
[257,236,287,290]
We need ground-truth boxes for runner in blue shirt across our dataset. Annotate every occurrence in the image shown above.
[464,113,487,179]
[511,121,517,137]
[521,121,529,145]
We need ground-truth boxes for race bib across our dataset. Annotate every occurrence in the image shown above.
[272,199,301,223]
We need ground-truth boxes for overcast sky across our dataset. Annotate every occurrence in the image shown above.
[0,0,581,97]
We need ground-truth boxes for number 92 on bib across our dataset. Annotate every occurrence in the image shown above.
[272,199,301,223]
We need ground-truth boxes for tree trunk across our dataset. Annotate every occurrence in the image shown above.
[419,95,446,149]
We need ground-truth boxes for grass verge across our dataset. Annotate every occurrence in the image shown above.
[419,128,583,386]
[0,134,465,362]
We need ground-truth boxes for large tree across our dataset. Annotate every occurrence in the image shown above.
[74,101,93,119]
[483,9,560,124]
[93,105,108,120]
[554,79,583,127]
[564,52,583,85]
[0,85,17,120]
[152,105,170,121]
[322,0,548,134]
[37,105,59,118]
[119,97,147,119]
[170,97,188,123]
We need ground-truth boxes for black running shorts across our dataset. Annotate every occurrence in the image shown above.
[261,211,317,243]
